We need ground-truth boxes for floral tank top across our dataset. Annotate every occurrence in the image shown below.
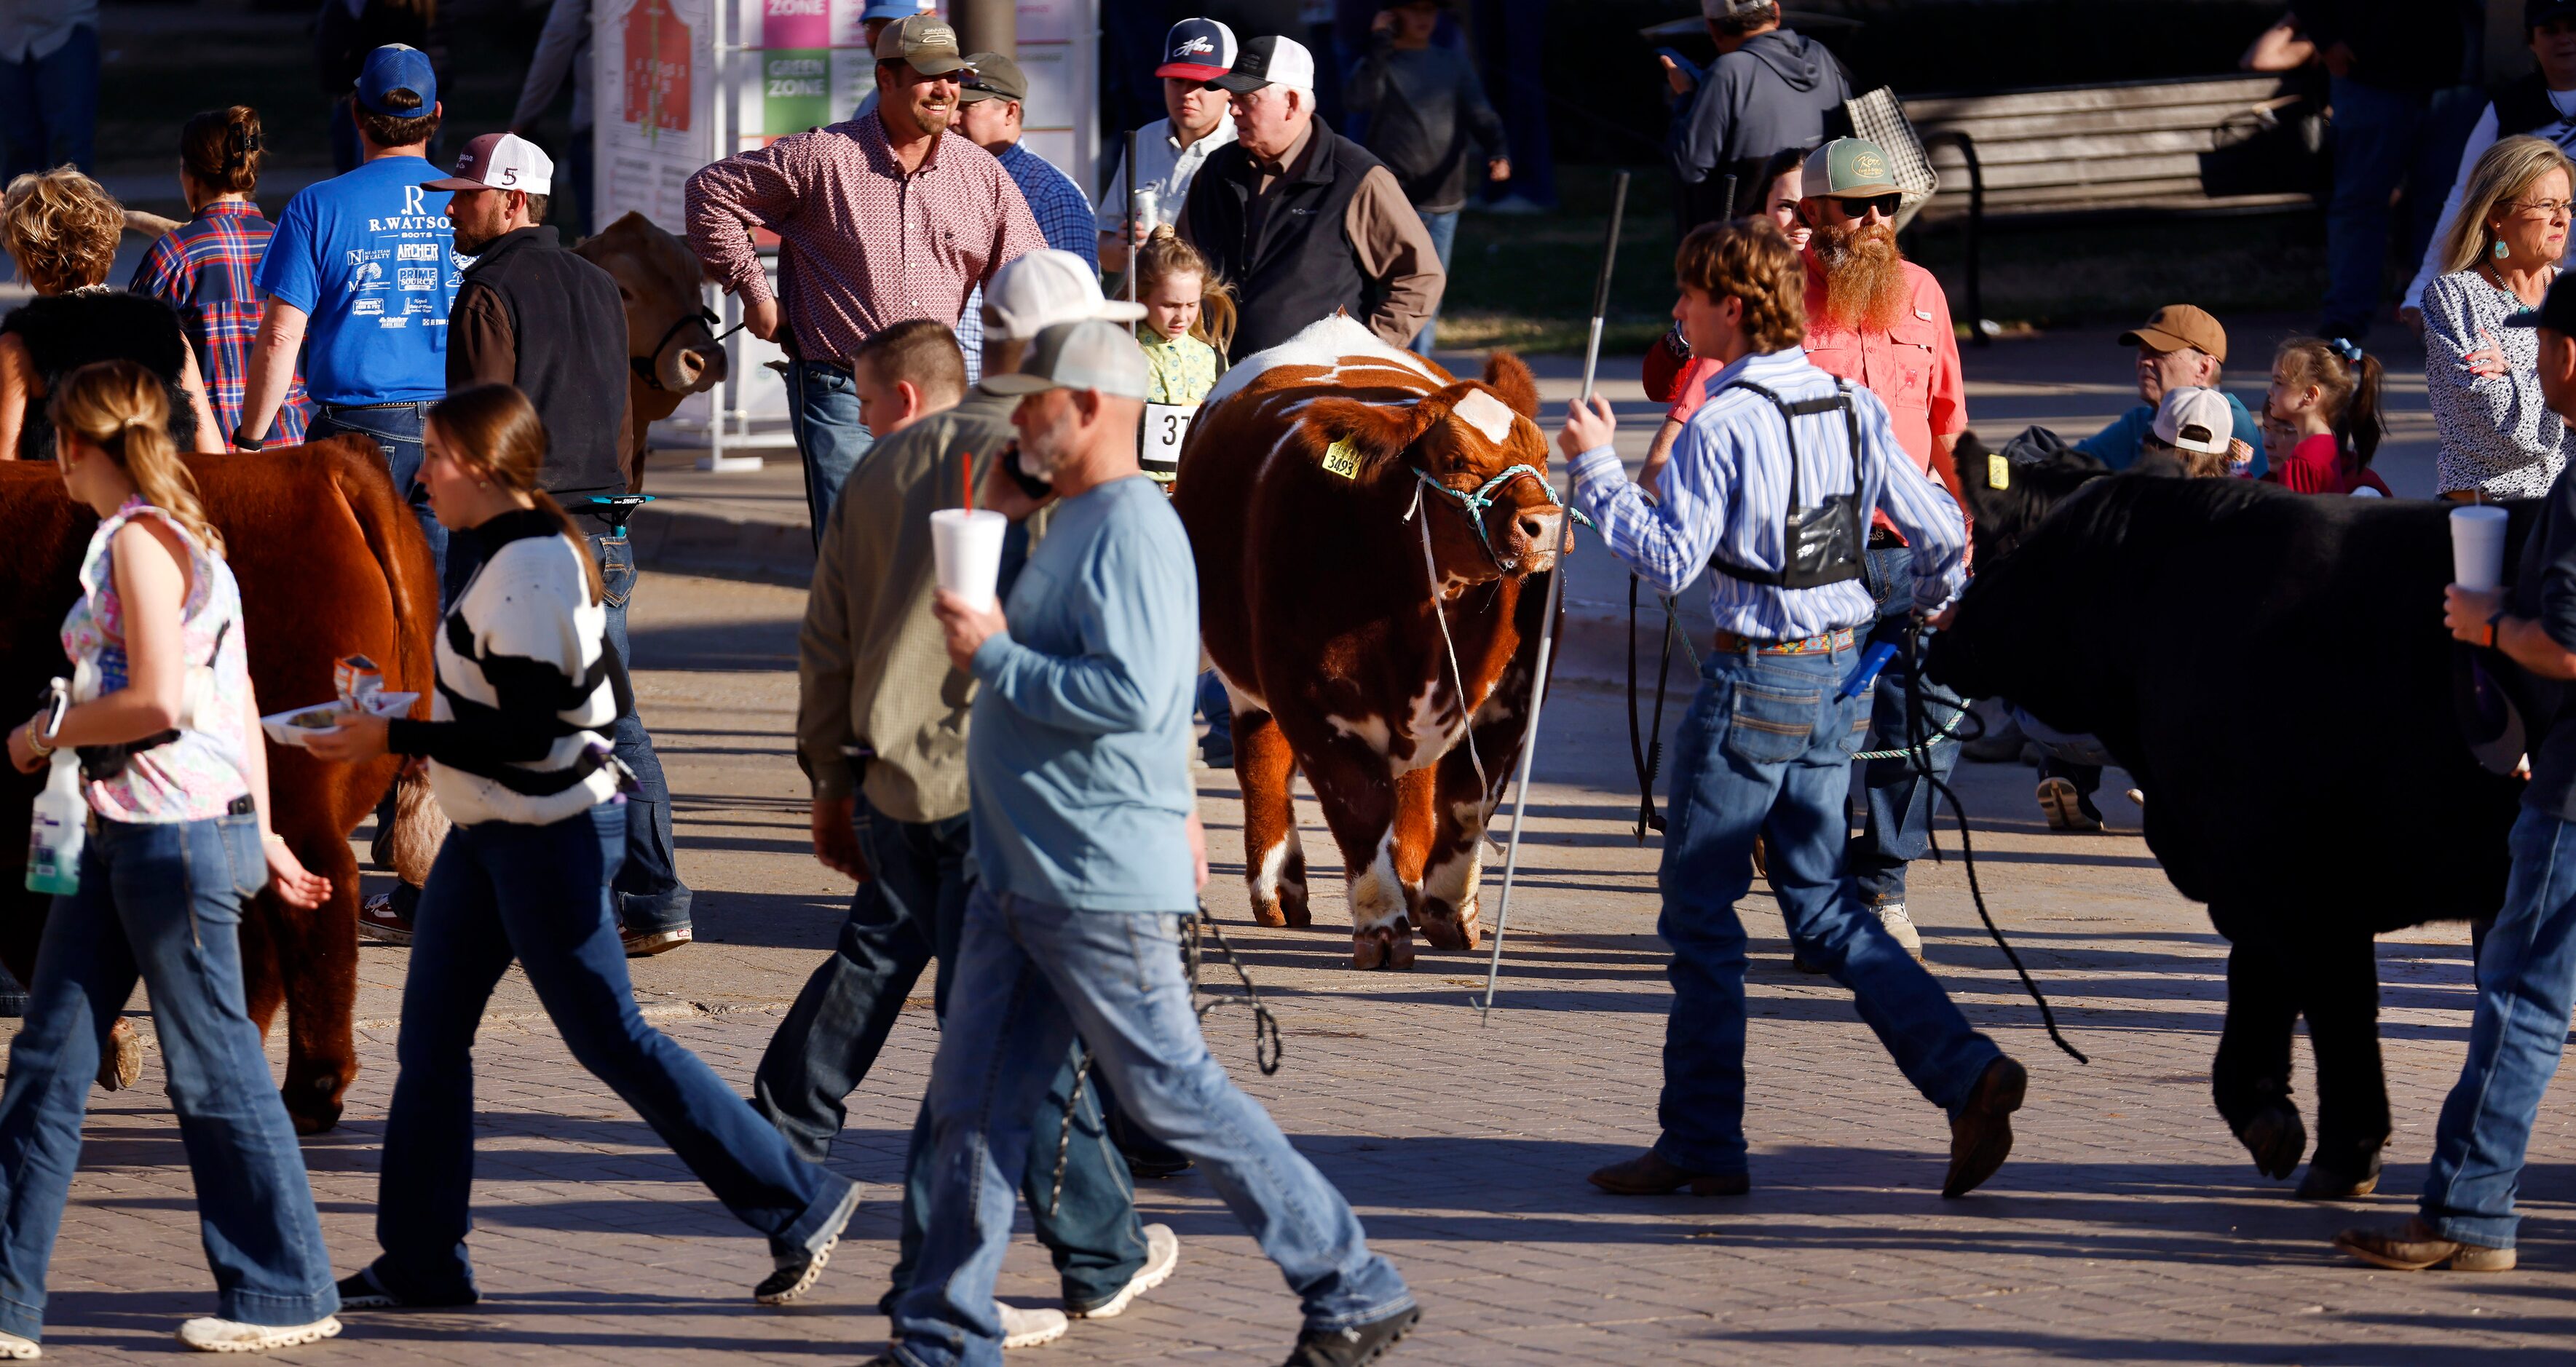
[58,497,252,822]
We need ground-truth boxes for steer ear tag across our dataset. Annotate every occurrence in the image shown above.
[1986,453,2010,490]
[1321,437,1361,480]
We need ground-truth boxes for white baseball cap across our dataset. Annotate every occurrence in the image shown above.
[2151,387,2233,456]
[420,132,553,196]
[984,249,1145,341]
[1211,35,1316,97]
[979,318,1151,402]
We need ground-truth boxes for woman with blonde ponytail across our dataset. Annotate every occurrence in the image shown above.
[0,360,341,1355]
[304,384,857,1313]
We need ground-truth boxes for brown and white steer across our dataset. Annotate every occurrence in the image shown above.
[1172,317,1565,970]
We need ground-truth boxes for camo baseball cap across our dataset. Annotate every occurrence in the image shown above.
[1799,138,1902,199]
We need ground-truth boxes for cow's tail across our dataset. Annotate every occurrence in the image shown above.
[323,435,440,701]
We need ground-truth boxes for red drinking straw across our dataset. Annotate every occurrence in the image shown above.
[963,456,974,513]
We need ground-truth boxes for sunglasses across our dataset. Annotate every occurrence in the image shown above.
[1834,193,1902,220]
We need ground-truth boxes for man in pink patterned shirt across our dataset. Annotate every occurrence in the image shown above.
[684,14,1043,542]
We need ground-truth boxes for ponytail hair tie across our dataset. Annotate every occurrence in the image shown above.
[2326,336,2364,364]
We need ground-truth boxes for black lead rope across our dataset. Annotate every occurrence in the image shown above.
[1897,617,2088,1066]
[1047,902,1282,1216]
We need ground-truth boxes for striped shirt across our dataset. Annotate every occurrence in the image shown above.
[1568,345,1966,642]
[130,201,312,444]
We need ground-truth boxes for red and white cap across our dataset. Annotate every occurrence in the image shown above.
[419,132,553,196]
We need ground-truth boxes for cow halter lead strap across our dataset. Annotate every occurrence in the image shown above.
[1412,464,1592,575]
[632,308,744,391]
[1407,479,1495,804]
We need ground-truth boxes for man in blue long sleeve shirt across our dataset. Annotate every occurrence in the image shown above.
[1557,219,2028,1203]
[901,320,1418,1366]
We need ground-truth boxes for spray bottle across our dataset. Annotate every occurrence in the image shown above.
[24,681,79,896]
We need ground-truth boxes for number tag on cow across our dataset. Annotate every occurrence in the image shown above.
[1141,403,1192,479]
[1986,453,2010,491]
[1321,437,1361,480]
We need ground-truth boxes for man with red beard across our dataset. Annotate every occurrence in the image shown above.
[1798,136,1967,964]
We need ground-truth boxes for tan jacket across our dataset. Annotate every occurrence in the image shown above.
[798,392,1020,822]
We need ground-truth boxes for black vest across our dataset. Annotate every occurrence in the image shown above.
[1,291,197,459]
[1188,126,1386,362]
[2492,71,2568,140]
[457,226,629,499]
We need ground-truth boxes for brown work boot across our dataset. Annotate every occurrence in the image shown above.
[1943,1055,2027,1198]
[1587,1149,1750,1196]
[2335,1217,2516,1272]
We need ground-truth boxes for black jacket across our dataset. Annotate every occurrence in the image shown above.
[449,226,631,499]
[1346,36,1508,213]
[1182,125,1389,362]
[2299,0,2473,94]
[4,291,197,459]
[1667,28,1851,234]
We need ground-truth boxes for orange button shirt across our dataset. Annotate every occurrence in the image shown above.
[1798,252,1967,478]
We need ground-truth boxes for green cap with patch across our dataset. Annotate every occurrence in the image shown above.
[1800,137,1902,199]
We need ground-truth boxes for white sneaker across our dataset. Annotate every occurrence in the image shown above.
[1072,1223,1180,1319]
[0,1328,36,1360]
[175,1316,342,1352]
[999,1303,1069,1349]
[1876,903,1923,959]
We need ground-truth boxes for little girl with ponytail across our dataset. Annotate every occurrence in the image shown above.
[2261,336,2394,496]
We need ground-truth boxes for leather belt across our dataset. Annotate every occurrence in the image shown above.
[1712,626,1857,655]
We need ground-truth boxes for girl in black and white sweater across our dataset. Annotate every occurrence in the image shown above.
[306,384,858,1309]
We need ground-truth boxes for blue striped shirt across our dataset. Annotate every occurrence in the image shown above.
[958,141,1100,384]
[1568,345,1967,641]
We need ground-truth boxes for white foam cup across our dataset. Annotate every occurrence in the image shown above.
[931,509,1009,612]
[2451,504,2510,592]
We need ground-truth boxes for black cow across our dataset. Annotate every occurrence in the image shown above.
[1927,464,2531,1198]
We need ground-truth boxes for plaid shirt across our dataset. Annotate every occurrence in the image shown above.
[684,112,1044,367]
[130,201,312,443]
[958,140,1100,385]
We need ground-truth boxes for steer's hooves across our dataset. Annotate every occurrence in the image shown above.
[97,1019,142,1092]
[288,1099,343,1136]
[1419,903,1477,951]
[2237,1099,2307,1181]
[2296,1146,2383,1200]
[1351,925,1417,970]
[1252,898,1292,929]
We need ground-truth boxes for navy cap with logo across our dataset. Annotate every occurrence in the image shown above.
[2532,0,2576,30]
[2503,272,2576,336]
[1157,17,1238,82]
[357,44,438,118]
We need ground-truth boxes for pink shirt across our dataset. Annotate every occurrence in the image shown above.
[684,113,1046,367]
[1799,252,1967,477]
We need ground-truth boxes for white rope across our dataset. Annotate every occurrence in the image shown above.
[1407,482,1493,806]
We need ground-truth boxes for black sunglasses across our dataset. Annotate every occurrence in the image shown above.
[1835,193,1902,219]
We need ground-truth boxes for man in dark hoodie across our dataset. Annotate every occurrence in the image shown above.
[1665,0,1849,236]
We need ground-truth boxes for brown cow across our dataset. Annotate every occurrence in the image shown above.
[0,441,438,1133]
[1172,317,1563,970]
[575,210,730,490]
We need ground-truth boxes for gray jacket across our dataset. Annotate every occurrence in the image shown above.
[1667,29,1849,231]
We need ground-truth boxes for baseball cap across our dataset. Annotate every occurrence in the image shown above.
[1701,0,1776,17]
[874,13,972,76]
[985,250,1148,341]
[1157,17,1238,82]
[2503,271,2576,334]
[959,53,1027,105]
[2150,387,2233,456]
[2117,304,2228,362]
[419,132,553,194]
[1800,138,1901,198]
[860,0,926,18]
[356,44,437,118]
[1212,35,1317,95]
[979,318,1151,401]
[2532,0,2576,28]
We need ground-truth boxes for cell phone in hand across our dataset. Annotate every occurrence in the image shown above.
[1001,441,1054,502]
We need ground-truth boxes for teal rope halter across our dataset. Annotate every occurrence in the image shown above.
[1413,465,1594,573]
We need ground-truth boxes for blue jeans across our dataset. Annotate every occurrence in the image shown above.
[750,798,1142,1307]
[1196,670,1232,764]
[1408,208,1460,353]
[2418,806,2576,1249]
[1848,546,1964,908]
[367,804,851,1301]
[1654,643,2002,1176]
[593,531,690,932]
[312,402,447,600]
[0,812,336,1340]
[0,24,95,181]
[2323,77,2482,337]
[890,888,1412,1366]
[785,360,874,547]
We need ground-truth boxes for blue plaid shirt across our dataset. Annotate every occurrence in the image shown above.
[1567,345,1965,642]
[130,201,312,443]
[958,140,1099,384]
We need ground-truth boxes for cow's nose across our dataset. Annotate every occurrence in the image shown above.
[1517,508,1563,548]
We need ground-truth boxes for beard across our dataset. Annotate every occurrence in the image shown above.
[1017,403,1080,484]
[908,90,956,136]
[1812,221,1910,334]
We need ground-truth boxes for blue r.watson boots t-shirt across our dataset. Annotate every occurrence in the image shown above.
[257,154,457,408]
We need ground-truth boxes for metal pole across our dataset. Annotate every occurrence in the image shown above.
[1123,126,1141,333]
[1475,169,1629,1021]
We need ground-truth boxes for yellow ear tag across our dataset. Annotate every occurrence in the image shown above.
[1321,437,1361,480]
[1986,453,2010,491]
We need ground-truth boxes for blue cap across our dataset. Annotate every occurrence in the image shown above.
[860,0,920,20]
[356,44,437,117]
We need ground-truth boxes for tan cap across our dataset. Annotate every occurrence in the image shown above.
[2118,304,2227,363]
[958,52,1027,104]
[874,14,972,76]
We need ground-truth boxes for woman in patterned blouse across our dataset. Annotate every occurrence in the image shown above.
[2422,135,2576,501]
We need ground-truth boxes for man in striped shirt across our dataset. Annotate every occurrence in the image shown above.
[952,51,1097,384]
[1557,218,2028,1202]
